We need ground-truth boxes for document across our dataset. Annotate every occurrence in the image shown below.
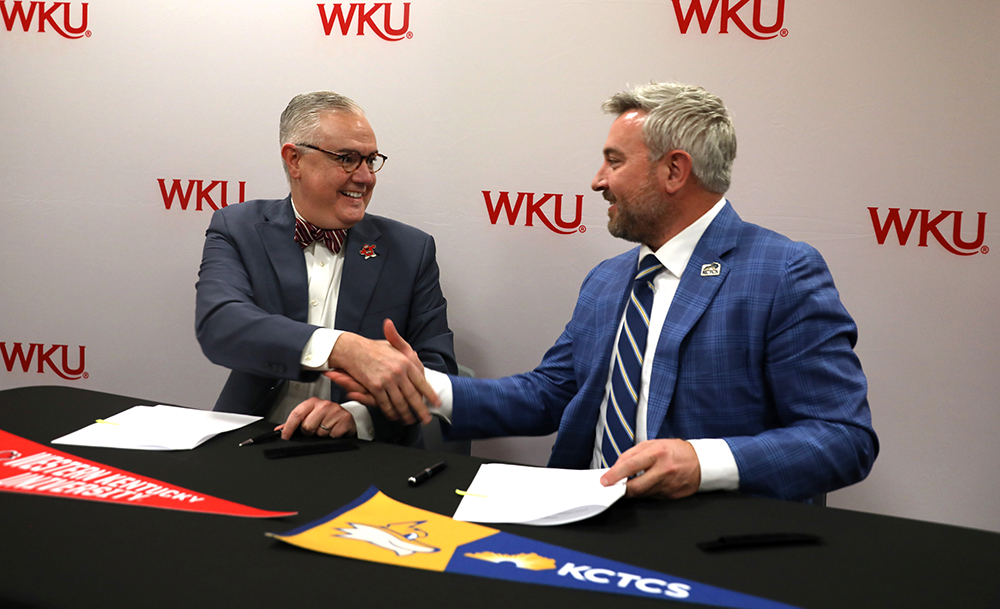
[51,405,261,451]
[452,463,627,526]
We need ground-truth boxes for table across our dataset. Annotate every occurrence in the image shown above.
[1,386,998,609]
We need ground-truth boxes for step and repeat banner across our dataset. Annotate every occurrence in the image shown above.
[3,1,998,532]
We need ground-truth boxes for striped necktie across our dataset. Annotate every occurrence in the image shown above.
[601,254,663,468]
[294,217,346,254]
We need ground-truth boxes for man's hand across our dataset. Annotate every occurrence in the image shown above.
[325,319,436,425]
[277,398,356,439]
[600,439,702,499]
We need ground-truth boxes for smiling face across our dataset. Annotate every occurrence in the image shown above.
[284,111,379,230]
[591,110,678,248]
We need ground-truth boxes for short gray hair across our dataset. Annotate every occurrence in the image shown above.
[279,91,365,179]
[602,82,736,194]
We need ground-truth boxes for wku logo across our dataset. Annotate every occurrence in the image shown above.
[868,207,988,256]
[1,343,87,380]
[317,3,412,41]
[158,179,246,211]
[671,0,786,40]
[483,191,586,235]
[1,1,90,39]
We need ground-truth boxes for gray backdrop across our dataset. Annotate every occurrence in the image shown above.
[2,0,998,532]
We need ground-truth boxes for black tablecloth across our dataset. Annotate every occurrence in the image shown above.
[2,386,998,609]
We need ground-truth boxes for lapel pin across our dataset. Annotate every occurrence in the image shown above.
[700,262,721,277]
[360,244,377,259]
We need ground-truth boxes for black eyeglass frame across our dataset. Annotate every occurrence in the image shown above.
[296,143,388,173]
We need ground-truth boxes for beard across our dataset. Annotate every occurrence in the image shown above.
[605,174,675,245]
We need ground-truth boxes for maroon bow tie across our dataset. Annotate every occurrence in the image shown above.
[294,218,347,253]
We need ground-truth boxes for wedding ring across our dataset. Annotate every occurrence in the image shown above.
[319,424,331,430]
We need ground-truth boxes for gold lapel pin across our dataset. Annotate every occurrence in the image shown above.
[701,262,721,277]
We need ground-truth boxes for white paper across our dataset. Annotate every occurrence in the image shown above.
[51,405,261,451]
[452,463,627,526]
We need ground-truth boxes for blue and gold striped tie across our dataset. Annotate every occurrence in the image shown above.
[601,254,663,467]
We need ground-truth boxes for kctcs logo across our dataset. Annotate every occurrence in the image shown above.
[671,0,786,40]
[868,207,988,256]
[318,3,412,41]
[158,179,246,211]
[483,191,586,235]
[1,1,90,39]
[1,343,88,380]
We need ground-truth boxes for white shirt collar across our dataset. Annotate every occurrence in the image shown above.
[639,197,727,279]
[290,198,306,223]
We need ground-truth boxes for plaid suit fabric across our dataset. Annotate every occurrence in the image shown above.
[449,202,878,501]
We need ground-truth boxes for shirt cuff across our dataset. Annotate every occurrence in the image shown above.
[340,401,374,441]
[688,438,740,492]
[301,328,343,370]
[424,369,454,423]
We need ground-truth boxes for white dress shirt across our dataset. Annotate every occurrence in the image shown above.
[426,198,738,492]
[266,201,375,439]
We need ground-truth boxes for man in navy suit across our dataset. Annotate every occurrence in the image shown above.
[333,82,878,501]
[196,91,456,445]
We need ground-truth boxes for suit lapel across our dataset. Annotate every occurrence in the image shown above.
[256,197,310,323]
[602,252,638,364]
[336,216,387,333]
[645,202,741,438]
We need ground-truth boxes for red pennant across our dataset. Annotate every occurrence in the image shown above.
[0,429,295,518]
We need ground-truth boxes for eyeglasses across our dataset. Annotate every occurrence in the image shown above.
[296,143,387,173]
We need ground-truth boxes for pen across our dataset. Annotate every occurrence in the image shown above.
[239,429,282,447]
[697,532,821,552]
[408,461,447,486]
[264,441,358,459]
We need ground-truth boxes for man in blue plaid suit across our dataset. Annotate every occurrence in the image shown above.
[333,82,878,502]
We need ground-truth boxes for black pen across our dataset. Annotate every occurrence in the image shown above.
[239,429,282,447]
[408,461,447,486]
[697,532,821,552]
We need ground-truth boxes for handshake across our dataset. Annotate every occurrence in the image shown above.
[323,318,438,427]
[276,319,438,442]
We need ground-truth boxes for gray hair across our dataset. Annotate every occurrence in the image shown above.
[602,82,736,194]
[279,91,365,179]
